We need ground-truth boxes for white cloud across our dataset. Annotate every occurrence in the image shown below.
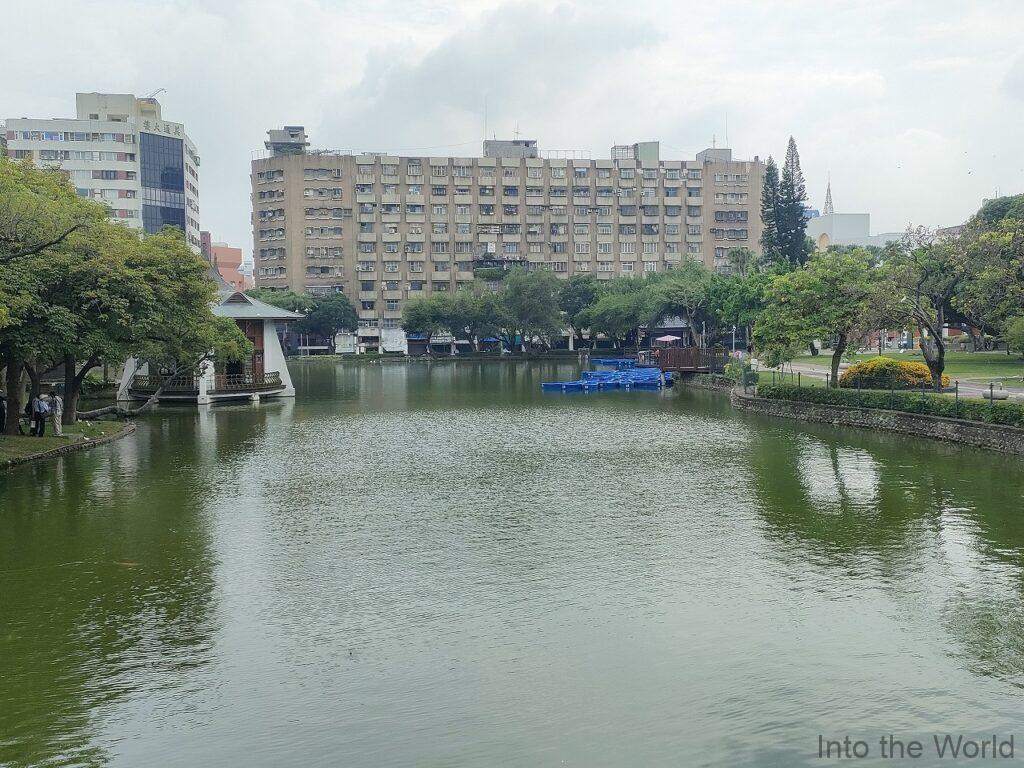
[2,0,1023,253]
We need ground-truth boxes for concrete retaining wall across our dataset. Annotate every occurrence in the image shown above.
[678,373,735,392]
[731,389,1024,456]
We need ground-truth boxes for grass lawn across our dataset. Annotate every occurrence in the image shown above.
[755,369,828,388]
[0,421,123,463]
[792,351,1024,383]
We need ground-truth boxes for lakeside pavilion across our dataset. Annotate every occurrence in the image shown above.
[117,289,302,405]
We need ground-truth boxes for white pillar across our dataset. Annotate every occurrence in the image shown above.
[196,359,212,405]
[116,358,144,403]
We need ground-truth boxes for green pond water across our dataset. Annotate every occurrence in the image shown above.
[2,361,1024,767]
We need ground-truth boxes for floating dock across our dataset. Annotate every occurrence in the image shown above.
[542,364,670,392]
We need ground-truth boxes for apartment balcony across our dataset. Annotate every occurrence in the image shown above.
[406,214,425,223]
[687,196,704,206]
[406,289,425,299]
[357,233,377,242]
[456,270,474,281]
[358,291,378,301]
[454,194,472,204]
[358,310,378,320]
[380,194,400,204]
[686,179,703,188]
[406,194,424,204]
[356,193,376,204]
[686,216,704,226]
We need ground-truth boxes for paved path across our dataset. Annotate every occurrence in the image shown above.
[759,359,1024,401]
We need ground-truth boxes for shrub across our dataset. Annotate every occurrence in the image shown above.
[757,384,1024,429]
[1005,316,1024,358]
[724,358,758,384]
[838,357,949,389]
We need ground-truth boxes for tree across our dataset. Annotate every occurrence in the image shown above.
[245,288,314,313]
[500,268,563,351]
[882,226,973,390]
[401,293,451,353]
[975,193,1024,228]
[1005,316,1024,358]
[448,287,505,351]
[707,270,767,348]
[0,157,103,264]
[755,250,878,385]
[295,293,357,352]
[577,290,653,349]
[760,156,782,264]
[650,260,712,347]
[46,222,153,423]
[954,217,1024,343]
[726,246,756,278]
[558,274,600,346]
[777,137,810,268]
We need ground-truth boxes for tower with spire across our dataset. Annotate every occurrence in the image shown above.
[823,179,834,215]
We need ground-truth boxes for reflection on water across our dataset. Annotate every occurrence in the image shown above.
[2,361,1024,767]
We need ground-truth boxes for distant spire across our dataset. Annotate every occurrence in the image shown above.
[823,178,834,215]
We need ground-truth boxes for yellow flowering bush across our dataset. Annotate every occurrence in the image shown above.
[839,357,950,389]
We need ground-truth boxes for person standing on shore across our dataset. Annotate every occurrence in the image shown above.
[31,394,50,437]
[49,389,64,437]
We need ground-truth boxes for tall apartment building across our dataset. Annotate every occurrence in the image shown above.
[5,93,201,251]
[251,128,762,350]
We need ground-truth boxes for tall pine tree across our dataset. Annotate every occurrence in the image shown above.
[760,155,781,265]
[778,136,809,267]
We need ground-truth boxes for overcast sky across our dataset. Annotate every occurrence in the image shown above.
[4,0,1023,256]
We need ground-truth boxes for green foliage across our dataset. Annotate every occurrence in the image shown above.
[974,193,1024,228]
[777,137,809,268]
[952,219,1024,335]
[472,267,508,282]
[500,268,563,347]
[401,293,451,336]
[760,156,781,263]
[0,156,105,265]
[757,383,1024,429]
[130,227,252,369]
[650,259,712,345]
[559,274,600,330]
[577,290,652,346]
[724,358,758,384]
[754,249,878,375]
[725,247,756,277]
[1005,316,1024,357]
[295,292,357,342]
[708,270,766,331]
[245,288,314,313]
[838,357,950,389]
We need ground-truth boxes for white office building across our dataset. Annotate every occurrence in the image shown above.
[4,93,201,252]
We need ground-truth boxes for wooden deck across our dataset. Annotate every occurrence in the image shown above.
[650,347,729,373]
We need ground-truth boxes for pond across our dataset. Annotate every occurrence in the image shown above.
[2,361,1024,767]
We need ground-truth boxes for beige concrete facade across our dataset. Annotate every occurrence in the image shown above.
[251,133,763,342]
